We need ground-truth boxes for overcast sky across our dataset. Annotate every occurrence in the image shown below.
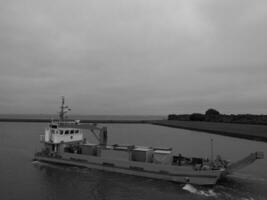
[0,0,267,115]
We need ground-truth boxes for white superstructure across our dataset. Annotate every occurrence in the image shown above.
[42,124,83,144]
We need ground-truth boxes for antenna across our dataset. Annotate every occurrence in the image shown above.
[59,96,71,121]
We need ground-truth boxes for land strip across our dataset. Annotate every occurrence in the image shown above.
[152,120,267,142]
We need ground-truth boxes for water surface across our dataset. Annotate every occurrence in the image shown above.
[0,122,266,200]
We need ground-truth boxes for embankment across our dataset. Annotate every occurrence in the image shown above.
[152,120,267,142]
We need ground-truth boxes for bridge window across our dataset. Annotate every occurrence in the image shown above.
[60,130,64,135]
[65,130,69,135]
[70,130,74,134]
[75,130,79,134]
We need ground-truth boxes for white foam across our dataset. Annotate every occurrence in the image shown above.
[182,184,198,193]
[32,160,41,165]
[182,184,217,197]
[230,173,265,181]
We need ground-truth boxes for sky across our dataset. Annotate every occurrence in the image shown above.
[0,0,267,115]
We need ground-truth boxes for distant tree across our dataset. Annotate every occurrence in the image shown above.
[168,114,191,121]
[190,113,205,121]
[205,108,220,116]
[205,108,220,121]
[168,114,177,120]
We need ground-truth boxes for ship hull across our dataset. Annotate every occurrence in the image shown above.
[34,153,223,185]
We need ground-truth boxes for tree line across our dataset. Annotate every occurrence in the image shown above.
[168,109,267,125]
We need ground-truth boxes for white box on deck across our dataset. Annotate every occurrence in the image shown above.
[132,147,153,162]
[153,150,172,165]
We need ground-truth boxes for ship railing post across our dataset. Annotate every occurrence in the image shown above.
[210,138,214,166]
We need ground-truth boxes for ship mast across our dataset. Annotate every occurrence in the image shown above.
[59,96,70,121]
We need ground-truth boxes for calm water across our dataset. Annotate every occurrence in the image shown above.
[0,121,267,200]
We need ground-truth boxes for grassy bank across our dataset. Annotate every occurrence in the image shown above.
[152,120,267,142]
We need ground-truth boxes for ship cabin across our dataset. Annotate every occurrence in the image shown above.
[41,123,83,144]
[40,122,84,154]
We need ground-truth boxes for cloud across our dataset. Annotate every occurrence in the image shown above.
[0,0,267,114]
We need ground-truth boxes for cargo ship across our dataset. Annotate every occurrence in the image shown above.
[34,98,264,185]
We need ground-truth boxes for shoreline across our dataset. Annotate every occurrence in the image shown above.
[152,120,267,143]
[0,118,153,124]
